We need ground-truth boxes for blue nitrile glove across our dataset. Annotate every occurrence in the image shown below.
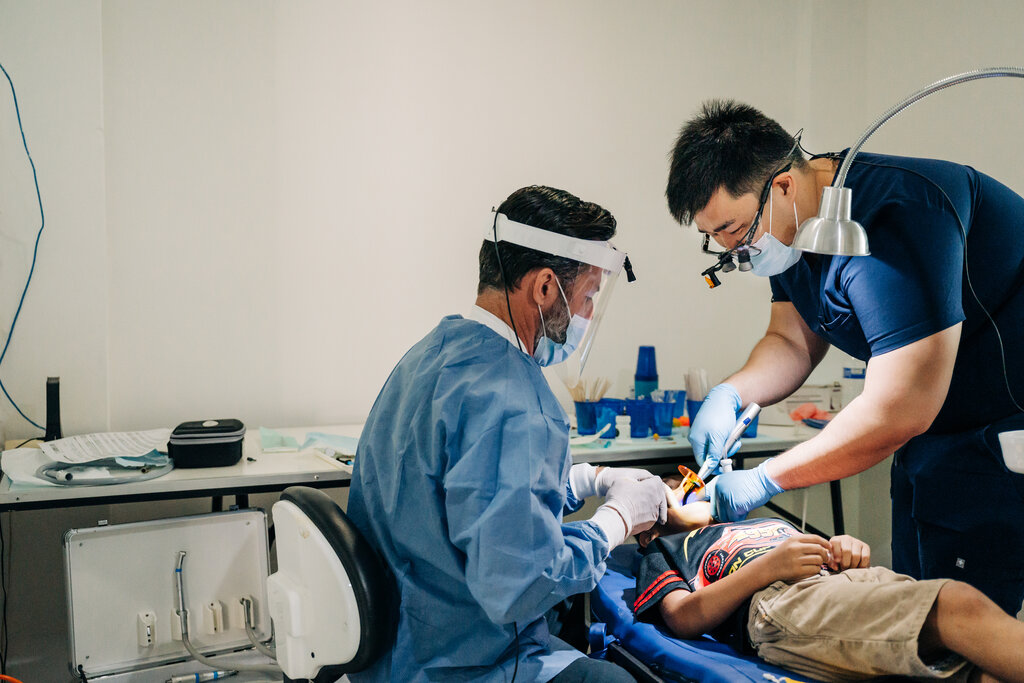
[708,460,785,522]
[688,383,743,473]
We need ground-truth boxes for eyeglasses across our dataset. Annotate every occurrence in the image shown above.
[700,134,801,289]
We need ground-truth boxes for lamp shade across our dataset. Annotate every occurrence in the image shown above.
[791,186,870,256]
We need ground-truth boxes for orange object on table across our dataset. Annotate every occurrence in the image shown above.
[789,402,832,422]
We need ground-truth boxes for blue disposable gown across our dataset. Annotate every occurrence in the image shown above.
[347,315,612,681]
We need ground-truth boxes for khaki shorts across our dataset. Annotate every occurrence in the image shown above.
[747,566,971,682]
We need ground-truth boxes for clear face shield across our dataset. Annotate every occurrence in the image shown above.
[484,212,635,382]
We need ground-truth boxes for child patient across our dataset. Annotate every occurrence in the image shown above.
[632,472,1024,683]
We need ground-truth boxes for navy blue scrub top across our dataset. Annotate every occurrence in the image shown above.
[770,152,1024,434]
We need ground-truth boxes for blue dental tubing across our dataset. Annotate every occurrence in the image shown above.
[0,60,47,430]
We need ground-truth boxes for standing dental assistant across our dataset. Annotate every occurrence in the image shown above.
[347,185,667,682]
[666,100,1024,616]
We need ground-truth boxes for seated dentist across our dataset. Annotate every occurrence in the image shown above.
[347,185,668,682]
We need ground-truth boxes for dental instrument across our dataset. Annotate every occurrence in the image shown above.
[166,671,237,683]
[697,403,761,482]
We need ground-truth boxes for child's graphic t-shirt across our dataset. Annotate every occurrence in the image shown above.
[633,518,799,649]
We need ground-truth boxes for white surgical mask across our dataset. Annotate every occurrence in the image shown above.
[750,192,802,277]
[533,279,590,366]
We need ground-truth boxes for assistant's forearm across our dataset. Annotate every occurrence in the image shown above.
[726,332,817,407]
[766,392,921,489]
[765,326,958,490]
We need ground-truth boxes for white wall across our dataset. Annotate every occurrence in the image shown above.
[1,0,816,440]
[98,0,818,433]
[4,0,1023,464]
[3,0,1024,678]
[0,0,107,440]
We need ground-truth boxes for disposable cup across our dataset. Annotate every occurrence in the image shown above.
[686,399,704,423]
[626,398,653,439]
[652,401,676,437]
[574,401,599,436]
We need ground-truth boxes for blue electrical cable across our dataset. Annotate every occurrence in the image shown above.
[0,61,46,430]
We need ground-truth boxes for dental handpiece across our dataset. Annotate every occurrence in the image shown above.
[167,672,238,683]
[697,403,761,481]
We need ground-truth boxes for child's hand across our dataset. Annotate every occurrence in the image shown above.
[759,534,832,583]
[827,535,871,571]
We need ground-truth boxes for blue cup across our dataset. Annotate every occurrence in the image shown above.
[626,398,653,439]
[686,399,704,422]
[574,401,599,436]
[742,413,759,438]
[662,390,687,418]
[652,400,676,437]
[635,346,658,399]
[596,406,617,439]
[599,397,627,416]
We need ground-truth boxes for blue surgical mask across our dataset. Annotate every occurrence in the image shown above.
[533,279,590,366]
[750,192,802,277]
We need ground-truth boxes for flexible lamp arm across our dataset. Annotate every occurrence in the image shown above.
[834,67,1024,188]
[794,66,1024,256]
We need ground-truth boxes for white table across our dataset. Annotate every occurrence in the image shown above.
[0,425,359,512]
[0,423,838,533]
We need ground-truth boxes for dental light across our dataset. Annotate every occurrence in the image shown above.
[792,67,1024,256]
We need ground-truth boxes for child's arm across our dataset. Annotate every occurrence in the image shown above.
[637,500,713,547]
[658,534,832,639]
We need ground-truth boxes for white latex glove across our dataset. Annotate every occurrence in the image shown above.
[568,463,601,500]
[594,466,657,498]
[569,463,658,502]
[600,477,669,539]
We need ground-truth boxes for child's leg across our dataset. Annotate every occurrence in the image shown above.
[920,581,1024,683]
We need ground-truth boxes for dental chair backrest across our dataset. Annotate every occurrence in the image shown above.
[267,486,398,682]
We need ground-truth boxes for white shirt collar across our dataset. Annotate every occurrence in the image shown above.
[468,305,530,352]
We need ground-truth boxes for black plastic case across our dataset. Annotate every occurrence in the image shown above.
[168,419,246,468]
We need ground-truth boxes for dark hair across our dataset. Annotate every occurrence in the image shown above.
[478,186,616,294]
[666,99,806,225]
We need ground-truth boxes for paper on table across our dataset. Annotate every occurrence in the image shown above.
[39,429,171,464]
[1,449,59,487]
[259,427,301,452]
[302,432,359,457]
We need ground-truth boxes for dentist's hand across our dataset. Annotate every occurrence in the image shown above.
[602,477,670,537]
[707,460,785,522]
[687,383,742,473]
[594,466,657,497]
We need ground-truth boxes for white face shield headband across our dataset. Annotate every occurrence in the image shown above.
[483,212,635,378]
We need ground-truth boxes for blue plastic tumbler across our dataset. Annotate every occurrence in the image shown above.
[634,346,658,399]
[652,400,676,437]
[626,398,654,439]
[686,399,704,423]
[664,390,687,418]
[599,397,627,416]
[596,406,617,439]
[574,401,599,436]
